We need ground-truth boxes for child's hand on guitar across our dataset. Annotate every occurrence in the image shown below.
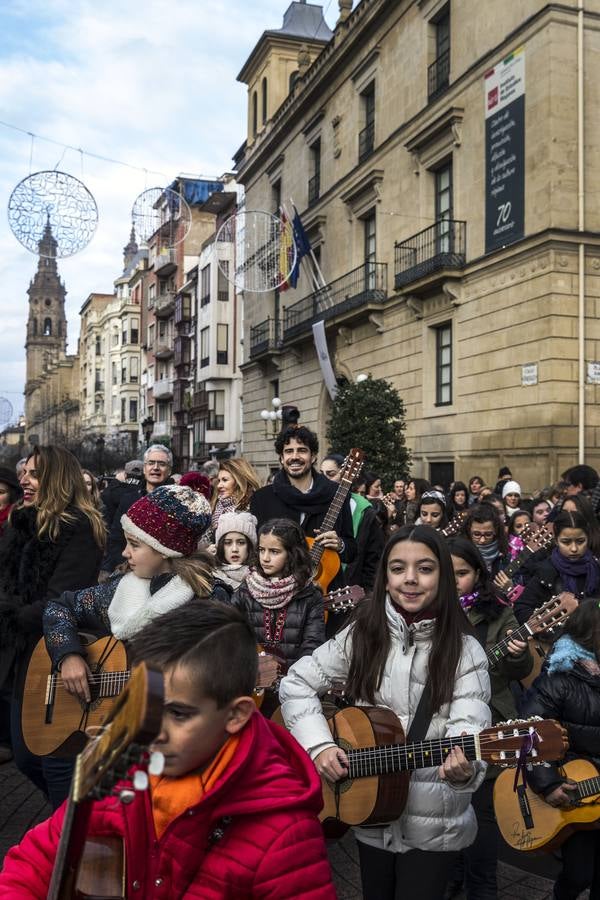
[493,571,513,594]
[256,653,281,689]
[505,629,528,656]
[439,734,474,784]
[314,745,349,782]
[313,529,343,552]
[544,780,579,809]
[59,654,93,703]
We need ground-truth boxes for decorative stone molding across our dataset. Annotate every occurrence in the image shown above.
[368,312,384,334]
[338,325,354,345]
[442,280,462,307]
[337,0,353,26]
[340,168,384,220]
[405,295,423,319]
[405,107,464,171]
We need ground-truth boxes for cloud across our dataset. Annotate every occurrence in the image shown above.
[0,0,333,419]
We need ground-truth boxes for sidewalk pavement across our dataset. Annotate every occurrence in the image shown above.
[0,758,584,898]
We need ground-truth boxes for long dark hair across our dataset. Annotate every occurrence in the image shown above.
[463,503,509,556]
[257,518,312,585]
[417,492,449,529]
[553,509,593,541]
[345,526,475,712]
[448,481,469,515]
[560,598,600,662]
[446,536,503,622]
[560,495,600,555]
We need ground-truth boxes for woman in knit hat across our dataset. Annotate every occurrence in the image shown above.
[42,485,221,805]
[214,511,258,591]
[502,480,522,518]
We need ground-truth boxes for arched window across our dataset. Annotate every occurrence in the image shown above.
[32,318,37,336]
[252,91,258,137]
[262,77,268,124]
[43,317,52,336]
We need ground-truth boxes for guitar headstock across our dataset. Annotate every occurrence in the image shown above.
[441,513,465,538]
[527,592,577,636]
[478,717,568,767]
[521,523,554,552]
[73,662,164,803]
[323,584,366,613]
[339,449,365,486]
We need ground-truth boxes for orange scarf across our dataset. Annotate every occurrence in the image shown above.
[150,734,240,840]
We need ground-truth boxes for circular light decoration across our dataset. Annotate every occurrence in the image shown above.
[0,397,14,428]
[214,209,297,293]
[131,186,192,248]
[7,170,98,258]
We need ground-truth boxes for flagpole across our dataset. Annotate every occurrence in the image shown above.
[286,199,335,308]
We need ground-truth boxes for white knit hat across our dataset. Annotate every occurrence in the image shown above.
[215,511,258,547]
[502,480,522,499]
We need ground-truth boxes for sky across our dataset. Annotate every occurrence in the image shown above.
[0,0,337,423]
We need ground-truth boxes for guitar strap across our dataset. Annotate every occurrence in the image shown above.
[406,679,433,744]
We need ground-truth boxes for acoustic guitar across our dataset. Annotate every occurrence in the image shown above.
[494,758,600,852]
[486,592,578,672]
[317,707,567,833]
[502,524,554,580]
[22,635,128,757]
[306,448,364,593]
[47,661,164,900]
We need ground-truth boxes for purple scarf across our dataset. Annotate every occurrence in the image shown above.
[551,546,600,596]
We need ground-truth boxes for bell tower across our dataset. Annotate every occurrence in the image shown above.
[24,217,68,426]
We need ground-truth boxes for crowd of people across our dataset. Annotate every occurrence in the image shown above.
[0,434,598,898]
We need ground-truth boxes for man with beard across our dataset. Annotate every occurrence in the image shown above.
[250,426,356,586]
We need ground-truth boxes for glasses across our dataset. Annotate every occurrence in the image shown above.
[471,530,495,541]
[145,460,169,468]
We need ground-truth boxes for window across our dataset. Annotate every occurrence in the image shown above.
[252,91,258,137]
[289,70,299,92]
[272,180,281,215]
[200,265,211,307]
[121,398,127,423]
[435,162,453,253]
[359,83,375,163]
[218,261,229,300]
[217,324,228,365]
[95,396,103,415]
[207,390,225,430]
[129,399,138,422]
[308,139,321,205]
[435,322,452,405]
[122,362,127,384]
[364,212,376,289]
[112,395,119,415]
[262,77,268,125]
[95,336,101,356]
[200,327,209,367]
[130,356,139,383]
[43,318,52,336]
[147,323,155,349]
[112,362,118,385]
[429,7,450,100]
[122,322,128,345]
[94,370,103,392]
[130,318,139,344]
[111,331,119,347]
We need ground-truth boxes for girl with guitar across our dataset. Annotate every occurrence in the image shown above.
[446,537,533,899]
[279,525,491,900]
[518,599,600,899]
[230,518,325,717]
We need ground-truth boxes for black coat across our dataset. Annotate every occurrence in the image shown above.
[514,557,590,625]
[250,471,356,566]
[344,505,385,592]
[102,485,145,574]
[519,651,600,796]
[100,478,141,530]
[0,505,103,689]
[230,581,325,669]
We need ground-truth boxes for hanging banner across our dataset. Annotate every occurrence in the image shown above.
[312,320,338,400]
[485,48,525,253]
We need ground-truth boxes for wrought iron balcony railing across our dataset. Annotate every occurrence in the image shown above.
[394,219,466,289]
[428,48,450,101]
[249,317,281,359]
[283,261,387,342]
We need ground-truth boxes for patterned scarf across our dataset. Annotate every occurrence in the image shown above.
[459,591,479,611]
[215,563,249,590]
[211,495,236,534]
[245,568,297,609]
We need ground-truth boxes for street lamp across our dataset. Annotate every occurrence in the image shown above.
[259,397,283,438]
[141,416,155,448]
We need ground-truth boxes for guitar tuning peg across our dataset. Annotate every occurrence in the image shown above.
[149,751,165,776]
[133,770,149,791]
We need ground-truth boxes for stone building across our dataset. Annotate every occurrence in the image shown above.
[235,0,600,489]
[24,221,80,446]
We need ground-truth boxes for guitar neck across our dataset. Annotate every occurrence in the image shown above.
[346,732,480,778]
[504,546,535,579]
[310,480,351,566]
[486,622,531,669]
[47,779,92,900]
[576,774,600,800]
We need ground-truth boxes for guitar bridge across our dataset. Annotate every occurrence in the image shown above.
[517,784,534,829]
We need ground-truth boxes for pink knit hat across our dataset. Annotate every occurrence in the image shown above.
[121,485,211,558]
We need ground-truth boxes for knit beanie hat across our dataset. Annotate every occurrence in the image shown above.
[215,511,258,547]
[121,485,211,558]
[502,480,521,499]
[179,471,212,500]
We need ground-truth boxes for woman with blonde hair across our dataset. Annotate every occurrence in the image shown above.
[211,457,261,538]
[0,445,106,806]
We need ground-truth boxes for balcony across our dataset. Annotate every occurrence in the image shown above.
[428,49,450,101]
[154,291,176,318]
[192,389,208,412]
[394,219,466,290]
[250,317,281,359]
[152,377,174,400]
[155,343,174,360]
[154,248,177,276]
[358,120,374,164]
[308,172,320,206]
[283,261,388,342]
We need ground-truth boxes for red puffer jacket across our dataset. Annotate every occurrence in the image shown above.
[0,712,337,899]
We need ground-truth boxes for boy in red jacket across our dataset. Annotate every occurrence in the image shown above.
[0,603,337,899]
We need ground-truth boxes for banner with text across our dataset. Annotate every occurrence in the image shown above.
[485,48,525,253]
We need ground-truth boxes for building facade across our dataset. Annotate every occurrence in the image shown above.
[235,0,600,488]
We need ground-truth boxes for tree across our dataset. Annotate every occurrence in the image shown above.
[326,376,411,488]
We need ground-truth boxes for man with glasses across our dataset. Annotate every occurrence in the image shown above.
[99,445,173,578]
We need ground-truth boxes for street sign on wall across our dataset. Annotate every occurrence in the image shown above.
[485,48,525,253]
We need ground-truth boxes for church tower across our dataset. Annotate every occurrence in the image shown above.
[24,218,68,426]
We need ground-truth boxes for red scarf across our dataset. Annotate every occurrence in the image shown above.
[389,595,438,626]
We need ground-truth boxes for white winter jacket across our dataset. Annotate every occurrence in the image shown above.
[279,597,491,854]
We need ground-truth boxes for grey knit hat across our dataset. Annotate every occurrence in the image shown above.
[215,511,258,547]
